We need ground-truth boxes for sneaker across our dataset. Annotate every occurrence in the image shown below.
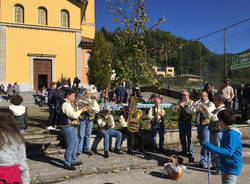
[114,149,122,154]
[104,151,109,158]
[84,151,93,156]
[72,162,82,166]
[64,164,76,170]
[47,126,56,130]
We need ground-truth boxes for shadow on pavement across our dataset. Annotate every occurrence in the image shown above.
[145,170,168,179]
[29,155,65,169]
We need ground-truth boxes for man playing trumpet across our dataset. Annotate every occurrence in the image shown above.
[194,91,215,168]
[148,98,167,153]
[77,89,100,156]
[175,91,194,159]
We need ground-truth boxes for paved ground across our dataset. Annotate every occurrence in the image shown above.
[28,140,250,184]
[57,163,250,184]
[0,92,37,106]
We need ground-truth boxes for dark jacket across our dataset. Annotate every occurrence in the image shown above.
[9,105,28,129]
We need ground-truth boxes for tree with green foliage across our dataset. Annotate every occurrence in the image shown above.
[87,32,113,91]
[107,0,166,87]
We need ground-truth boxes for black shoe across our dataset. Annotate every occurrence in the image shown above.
[158,148,165,153]
[210,166,217,171]
[77,152,81,156]
[212,170,221,175]
[179,151,187,156]
[127,149,135,155]
[198,163,207,169]
[64,164,77,170]
[104,151,109,158]
[84,151,93,156]
[72,162,82,166]
[151,148,157,153]
[114,149,122,154]
[188,156,195,162]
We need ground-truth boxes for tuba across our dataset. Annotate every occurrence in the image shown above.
[127,96,143,133]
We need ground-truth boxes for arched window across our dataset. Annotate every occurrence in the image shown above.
[61,10,69,28]
[38,7,47,25]
[14,4,24,23]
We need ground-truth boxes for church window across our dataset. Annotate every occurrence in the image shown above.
[14,4,24,23]
[61,10,69,28]
[38,7,47,25]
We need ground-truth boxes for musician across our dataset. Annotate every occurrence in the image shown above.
[77,89,100,156]
[61,89,88,170]
[148,98,167,153]
[175,91,194,158]
[194,91,215,168]
[203,94,226,174]
[96,107,122,158]
[119,106,144,154]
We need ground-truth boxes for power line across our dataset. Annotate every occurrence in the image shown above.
[192,18,250,40]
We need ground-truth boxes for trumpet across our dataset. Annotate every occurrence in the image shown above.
[186,99,202,112]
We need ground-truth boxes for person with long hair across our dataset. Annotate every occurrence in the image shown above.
[0,109,30,184]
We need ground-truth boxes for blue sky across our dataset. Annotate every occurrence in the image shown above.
[95,0,250,54]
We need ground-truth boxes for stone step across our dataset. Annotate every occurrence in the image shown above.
[26,140,60,152]
[27,148,65,158]
[25,134,59,143]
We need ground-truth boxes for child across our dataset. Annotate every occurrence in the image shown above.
[202,110,242,184]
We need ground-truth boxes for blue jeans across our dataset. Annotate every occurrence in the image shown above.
[178,119,193,154]
[99,129,122,151]
[61,127,79,166]
[152,123,165,150]
[222,173,238,184]
[210,131,222,169]
[78,119,93,153]
[197,124,210,165]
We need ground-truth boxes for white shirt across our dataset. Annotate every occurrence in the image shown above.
[62,99,82,119]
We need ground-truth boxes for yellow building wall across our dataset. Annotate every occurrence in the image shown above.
[5,27,76,83]
[0,0,81,29]
[81,0,95,39]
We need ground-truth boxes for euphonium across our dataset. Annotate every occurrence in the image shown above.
[127,96,143,133]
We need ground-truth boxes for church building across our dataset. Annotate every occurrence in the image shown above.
[0,0,95,91]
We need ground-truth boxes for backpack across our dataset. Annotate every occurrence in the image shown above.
[55,87,68,124]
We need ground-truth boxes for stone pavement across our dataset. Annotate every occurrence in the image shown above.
[0,92,36,106]
[57,163,250,184]
[28,140,250,184]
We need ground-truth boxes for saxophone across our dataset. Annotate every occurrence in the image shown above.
[127,96,143,133]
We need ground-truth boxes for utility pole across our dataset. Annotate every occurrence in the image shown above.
[224,28,227,79]
[199,39,202,90]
